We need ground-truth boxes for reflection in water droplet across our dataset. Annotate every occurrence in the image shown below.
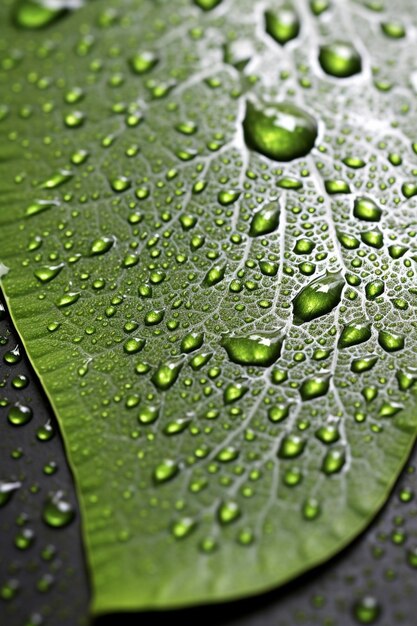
[243,100,318,162]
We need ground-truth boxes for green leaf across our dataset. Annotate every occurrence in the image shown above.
[1,0,417,615]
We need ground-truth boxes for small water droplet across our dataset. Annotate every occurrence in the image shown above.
[40,169,73,190]
[171,517,196,539]
[224,381,248,404]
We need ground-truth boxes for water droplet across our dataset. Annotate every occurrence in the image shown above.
[221,332,283,367]
[15,528,35,550]
[378,330,404,353]
[14,0,67,29]
[171,517,196,539]
[181,332,204,353]
[25,200,59,218]
[4,345,22,364]
[163,418,190,436]
[194,0,222,10]
[216,446,239,463]
[319,42,362,78]
[203,264,226,287]
[34,264,64,284]
[365,279,384,300]
[40,169,73,190]
[268,403,290,423]
[322,448,345,474]
[129,51,159,75]
[302,497,321,520]
[110,176,131,193]
[42,491,75,528]
[153,459,179,484]
[338,321,372,348]
[64,110,85,128]
[8,402,33,426]
[316,424,340,444]
[0,481,21,507]
[151,359,183,391]
[278,434,306,459]
[224,381,248,404]
[243,100,318,162]
[293,271,344,324]
[217,500,241,524]
[361,228,383,249]
[56,292,80,308]
[249,201,280,237]
[36,421,55,441]
[123,337,145,354]
[381,21,405,39]
[353,197,382,222]
[325,179,351,194]
[299,375,330,400]
[218,190,240,206]
[407,545,417,569]
[90,236,114,256]
[265,7,300,46]
[353,596,381,624]
[351,355,378,373]
[138,405,159,424]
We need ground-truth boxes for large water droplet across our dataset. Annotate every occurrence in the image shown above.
[293,271,344,324]
[278,434,306,459]
[221,332,283,367]
[299,375,330,400]
[243,100,318,162]
[319,42,362,78]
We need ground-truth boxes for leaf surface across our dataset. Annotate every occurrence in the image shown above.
[1,0,417,614]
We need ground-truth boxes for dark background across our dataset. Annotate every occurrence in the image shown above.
[1,291,417,626]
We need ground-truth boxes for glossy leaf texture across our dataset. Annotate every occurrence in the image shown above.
[1,0,417,615]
